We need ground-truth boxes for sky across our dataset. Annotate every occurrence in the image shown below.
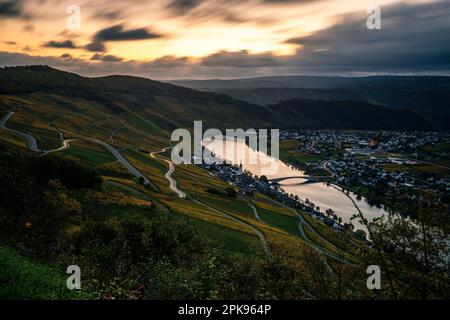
[1,0,449,79]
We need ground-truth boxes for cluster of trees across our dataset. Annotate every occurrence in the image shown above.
[205,187,237,198]
[365,204,450,300]
[0,153,100,254]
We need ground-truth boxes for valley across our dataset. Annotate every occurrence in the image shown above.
[0,66,448,300]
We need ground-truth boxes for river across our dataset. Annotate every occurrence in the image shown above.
[203,138,389,232]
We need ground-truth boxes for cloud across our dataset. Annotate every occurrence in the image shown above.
[91,9,123,20]
[61,53,72,61]
[0,0,32,20]
[168,0,201,11]
[43,40,77,49]
[202,50,287,68]
[84,42,106,52]
[1,0,450,79]
[285,0,450,72]
[94,24,163,42]
[0,0,22,17]
[90,53,123,62]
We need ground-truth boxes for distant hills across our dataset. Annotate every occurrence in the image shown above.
[1,66,449,131]
[270,99,438,131]
[171,75,450,116]
[171,75,450,90]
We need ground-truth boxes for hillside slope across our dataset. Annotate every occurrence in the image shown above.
[268,99,437,130]
[0,66,273,131]
[172,75,450,115]
[0,66,447,131]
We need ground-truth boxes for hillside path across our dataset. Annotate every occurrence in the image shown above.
[0,112,40,152]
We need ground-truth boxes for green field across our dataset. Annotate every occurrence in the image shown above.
[279,139,322,166]
[0,246,92,300]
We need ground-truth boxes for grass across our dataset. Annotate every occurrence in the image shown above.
[196,194,255,219]
[301,213,364,254]
[280,139,322,166]
[381,163,450,178]
[256,207,300,238]
[188,217,260,255]
[63,141,116,167]
[0,245,93,300]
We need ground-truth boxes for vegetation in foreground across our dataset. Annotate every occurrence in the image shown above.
[0,145,448,300]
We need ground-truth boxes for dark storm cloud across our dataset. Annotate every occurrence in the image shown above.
[286,0,450,72]
[168,0,201,11]
[84,42,106,52]
[0,0,22,17]
[0,0,32,19]
[43,40,77,49]
[168,0,319,10]
[94,24,163,42]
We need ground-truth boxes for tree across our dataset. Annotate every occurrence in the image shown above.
[364,204,449,299]
[225,187,237,198]
[259,175,269,184]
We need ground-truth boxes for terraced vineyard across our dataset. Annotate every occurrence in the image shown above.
[0,67,375,299]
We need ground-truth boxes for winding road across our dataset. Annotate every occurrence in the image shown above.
[1,111,349,259]
[48,115,66,142]
[244,199,264,223]
[0,112,40,152]
[150,147,186,199]
[110,124,126,144]
[276,201,351,264]
[41,137,154,186]
[149,147,270,253]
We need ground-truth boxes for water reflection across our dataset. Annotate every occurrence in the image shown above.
[203,138,389,232]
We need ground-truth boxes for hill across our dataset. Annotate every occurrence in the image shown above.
[0,66,447,130]
[267,99,437,130]
[171,75,450,115]
[0,65,273,130]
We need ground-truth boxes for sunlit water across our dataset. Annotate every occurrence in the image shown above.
[203,138,389,232]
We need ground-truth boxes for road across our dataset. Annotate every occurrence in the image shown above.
[110,124,126,144]
[149,147,270,252]
[275,200,351,264]
[244,199,264,223]
[1,112,155,188]
[322,160,336,177]
[39,138,74,156]
[150,147,186,199]
[40,136,154,187]
[0,112,40,152]
[48,115,66,142]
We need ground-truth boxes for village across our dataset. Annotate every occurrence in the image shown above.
[198,129,450,236]
[282,129,450,212]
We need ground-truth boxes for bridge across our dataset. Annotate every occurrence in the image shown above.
[269,175,332,184]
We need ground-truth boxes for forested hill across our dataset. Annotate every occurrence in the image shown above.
[0,66,448,131]
[0,65,273,130]
[172,75,450,116]
[268,99,440,131]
